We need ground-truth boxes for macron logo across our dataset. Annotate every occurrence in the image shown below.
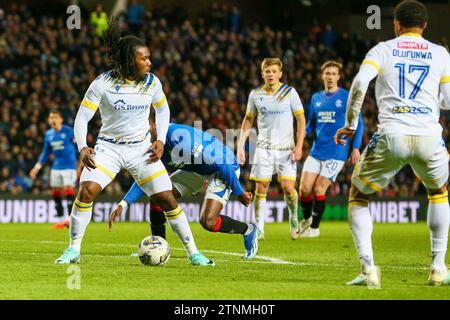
[397,42,428,50]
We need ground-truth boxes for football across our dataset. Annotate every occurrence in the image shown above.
[137,235,171,266]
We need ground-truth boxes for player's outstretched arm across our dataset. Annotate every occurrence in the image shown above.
[237,115,254,165]
[335,64,378,145]
[109,182,145,230]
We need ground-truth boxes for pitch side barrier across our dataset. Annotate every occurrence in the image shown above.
[0,194,428,224]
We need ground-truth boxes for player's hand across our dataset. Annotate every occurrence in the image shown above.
[29,168,39,180]
[238,191,253,207]
[109,205,124,231]
[350,148,360,165]
[80,147,96,171]
[334,127,355,145]
[292,145,302,161]
[237,149,246,166]
[148,140,164,163]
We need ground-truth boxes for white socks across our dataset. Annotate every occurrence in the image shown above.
[69,199,93,252]
[164,205,198,258]
[349,204,375,274]
[254,193,267,233]
[285,189,299,221]
[427,192,449,274]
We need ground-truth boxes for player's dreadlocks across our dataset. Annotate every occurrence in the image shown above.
[394,0,428,29]
[103,17,147,82]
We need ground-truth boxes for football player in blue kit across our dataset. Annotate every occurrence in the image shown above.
[109,123,258,259]
[30,110,78,229]
[297,61,364,238]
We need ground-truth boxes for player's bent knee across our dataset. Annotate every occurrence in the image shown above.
[78,182,101,202]
[426,183,448,196]
[348,184,370,207]
[199,214,217,232]
[151,191,178,212]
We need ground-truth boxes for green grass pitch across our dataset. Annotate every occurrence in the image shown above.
[0,221,448,300]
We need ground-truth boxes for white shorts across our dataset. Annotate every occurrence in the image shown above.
[80,138,172,196]
[250,148,297,182]
[170,168,240,206]
[352,133,449,194]
[302,156,345,182]
[50,169,77,188]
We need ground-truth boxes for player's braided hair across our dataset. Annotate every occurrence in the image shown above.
[394,0,428,29]
[103,17,146,81]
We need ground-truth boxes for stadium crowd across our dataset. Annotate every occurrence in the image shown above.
[0,2,448,197]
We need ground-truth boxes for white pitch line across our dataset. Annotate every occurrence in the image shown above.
[0,239,430,270]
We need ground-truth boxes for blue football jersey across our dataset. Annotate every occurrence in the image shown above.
[39,125,78,170]
[123,123,245,206]
[306,88,364,161]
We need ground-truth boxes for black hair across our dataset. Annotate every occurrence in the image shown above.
[103,17,147,81]
[394,0,428,29]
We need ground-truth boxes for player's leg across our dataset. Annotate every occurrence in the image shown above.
[49,170,65,228]
[426,184,449,285]
[136,165,213,266]
[55,143,120,264]
[254,181,270,240]
[63,169,77,216]
[52,188,65,219]
[277,150,299,239]
[345,184,380,287]
[199,171,258,259]
[409,136,449,285]
[347,133,403,287]
[280,179,299,239]
[149,202,166,239]
[306,159,345,237]
[298,156,321,235]
[250,148,274,240]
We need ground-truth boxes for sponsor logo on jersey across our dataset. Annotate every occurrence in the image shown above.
[397,42,428,50]
[392,106,432,114]
[113,99,149,111]
[318,111,336,123]
[259,107,286,115]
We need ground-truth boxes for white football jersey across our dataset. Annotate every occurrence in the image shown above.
[246,83,304,150]
[81,71,167,142]
[362,33,450,136]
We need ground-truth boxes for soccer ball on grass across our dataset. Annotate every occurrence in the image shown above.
[138,235,171,266]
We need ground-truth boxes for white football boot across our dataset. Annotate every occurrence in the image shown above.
[298,217,312,236]
[346,266,381,289]
[300,227,320,238]
[428,267,450,286]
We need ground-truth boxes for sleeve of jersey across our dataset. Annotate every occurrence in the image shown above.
[245,90,257,118]
[305,96,316,136]
[345,63,379,130]
[217,163,244,197]
[80,76,103,112]
[439,49,450,109]
[440,48,450,86]
[351,113,364,149]
[361,44,384,74]
[290,89,305,117]
[152,77,170,144]
[38,135,51,165]
[123,181,146,206]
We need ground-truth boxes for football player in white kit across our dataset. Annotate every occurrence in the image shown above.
[238,58,306,240]
[335,0,450,287]
[55,19,214,266]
